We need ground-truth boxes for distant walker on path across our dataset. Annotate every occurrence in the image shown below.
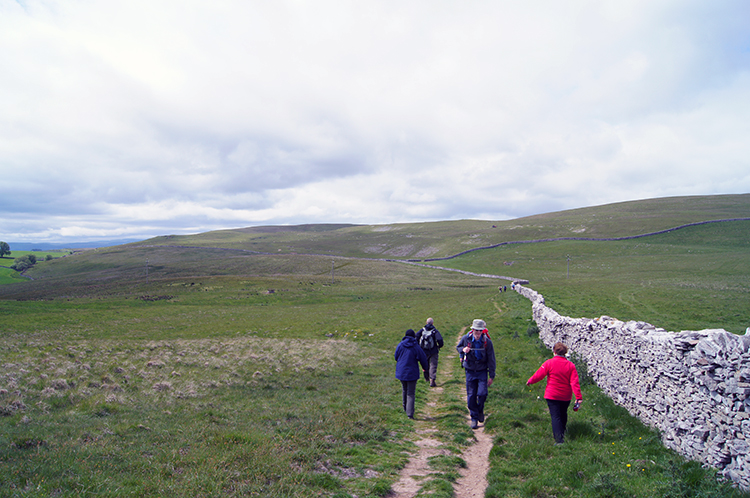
[416,317,444,387]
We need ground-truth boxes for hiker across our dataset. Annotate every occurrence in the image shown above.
[416,317,444,387]
[526,342,583,445]
[395,329,429,419]
[456,319,496,429]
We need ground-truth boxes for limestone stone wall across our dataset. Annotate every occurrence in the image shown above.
[514,284,750,490]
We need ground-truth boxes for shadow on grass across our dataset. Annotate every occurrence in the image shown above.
[567,420,597,440]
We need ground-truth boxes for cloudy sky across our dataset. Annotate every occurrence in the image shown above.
[2,1,749,244]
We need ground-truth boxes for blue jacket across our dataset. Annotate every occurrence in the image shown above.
[395,336,429,381]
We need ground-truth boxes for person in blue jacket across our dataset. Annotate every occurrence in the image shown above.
[395,329,429,419]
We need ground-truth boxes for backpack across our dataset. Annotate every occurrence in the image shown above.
[419,328,435,350]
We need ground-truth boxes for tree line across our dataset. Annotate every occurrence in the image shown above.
[0,241,53,272]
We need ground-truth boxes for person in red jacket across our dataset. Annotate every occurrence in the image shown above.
[526,342,583,444]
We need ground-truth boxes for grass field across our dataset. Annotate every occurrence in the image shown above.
[0,265,503,497]
[435,219,750,334]
[0,267,29,285]
[0,195,748,497]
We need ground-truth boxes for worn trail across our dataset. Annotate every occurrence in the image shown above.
[391,332,493,498]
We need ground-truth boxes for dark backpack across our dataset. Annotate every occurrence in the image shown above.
[419,328,435,350]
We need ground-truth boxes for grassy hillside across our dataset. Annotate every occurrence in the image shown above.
[436,219,750,334]
[133,193,750,261]
[0,194,748,497]
[6,195,745,333]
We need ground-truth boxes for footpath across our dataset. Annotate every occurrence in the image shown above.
[391,331,494,498]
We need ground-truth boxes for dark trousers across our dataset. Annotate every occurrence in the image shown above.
[465,370,488,422]
[546,399,570,443]
[401,380,417,418]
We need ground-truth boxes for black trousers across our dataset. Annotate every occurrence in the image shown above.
[546,399,570,443]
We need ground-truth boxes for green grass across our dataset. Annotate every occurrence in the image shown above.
[0,262,503,497]
[0,347,406,496]
[0,195,749,496]
[436,220,750,334]
[0,267,28,285]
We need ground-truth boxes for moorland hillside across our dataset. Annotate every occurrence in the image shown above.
[2,193,747,309]
[129,193,750,260]
[1,194,749,497]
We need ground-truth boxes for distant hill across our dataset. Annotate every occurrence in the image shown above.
[134,193,750,260]
[7,194,748,257]
[7,239,143,251]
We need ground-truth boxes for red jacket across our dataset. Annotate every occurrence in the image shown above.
[527,355,582,402]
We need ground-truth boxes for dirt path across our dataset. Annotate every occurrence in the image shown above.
[453,378,494,498]
[390,333,493,498]
[389,362,453,497]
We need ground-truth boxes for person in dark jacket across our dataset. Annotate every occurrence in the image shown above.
[456,319,496,429]
[416,317,444,387]
[395,329,429,419]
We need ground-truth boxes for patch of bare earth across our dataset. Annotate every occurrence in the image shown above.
[390,344,493,498]
[454,380,493,498]
[384,245,416,257]
[414,246,441,258]
[390,432,449,497]
[390,374,452,497]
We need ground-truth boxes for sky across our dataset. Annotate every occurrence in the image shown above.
[2,0,749,244]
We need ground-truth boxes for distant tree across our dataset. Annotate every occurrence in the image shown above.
[0,241,10,258]
[10,255,38,272]
[10,256,31,271]
[45,254,53,261]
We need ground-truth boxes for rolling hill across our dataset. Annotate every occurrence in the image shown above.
[1,193,749,497]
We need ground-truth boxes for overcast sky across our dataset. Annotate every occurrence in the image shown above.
[2,0,749,244]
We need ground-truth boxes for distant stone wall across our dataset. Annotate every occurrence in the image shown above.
[514,284,750,490]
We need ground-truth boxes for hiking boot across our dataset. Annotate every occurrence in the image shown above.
[430,379,436,387]
[470,419,478,429]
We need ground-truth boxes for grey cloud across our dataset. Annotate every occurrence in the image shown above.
[1,1,749,242]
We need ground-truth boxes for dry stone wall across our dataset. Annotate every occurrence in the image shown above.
[514,284,750,490]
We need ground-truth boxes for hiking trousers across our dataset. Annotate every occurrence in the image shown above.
[465,369,488,422]
[401,380,417,418]
[546,399,570,443]
[426,352,439,381]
